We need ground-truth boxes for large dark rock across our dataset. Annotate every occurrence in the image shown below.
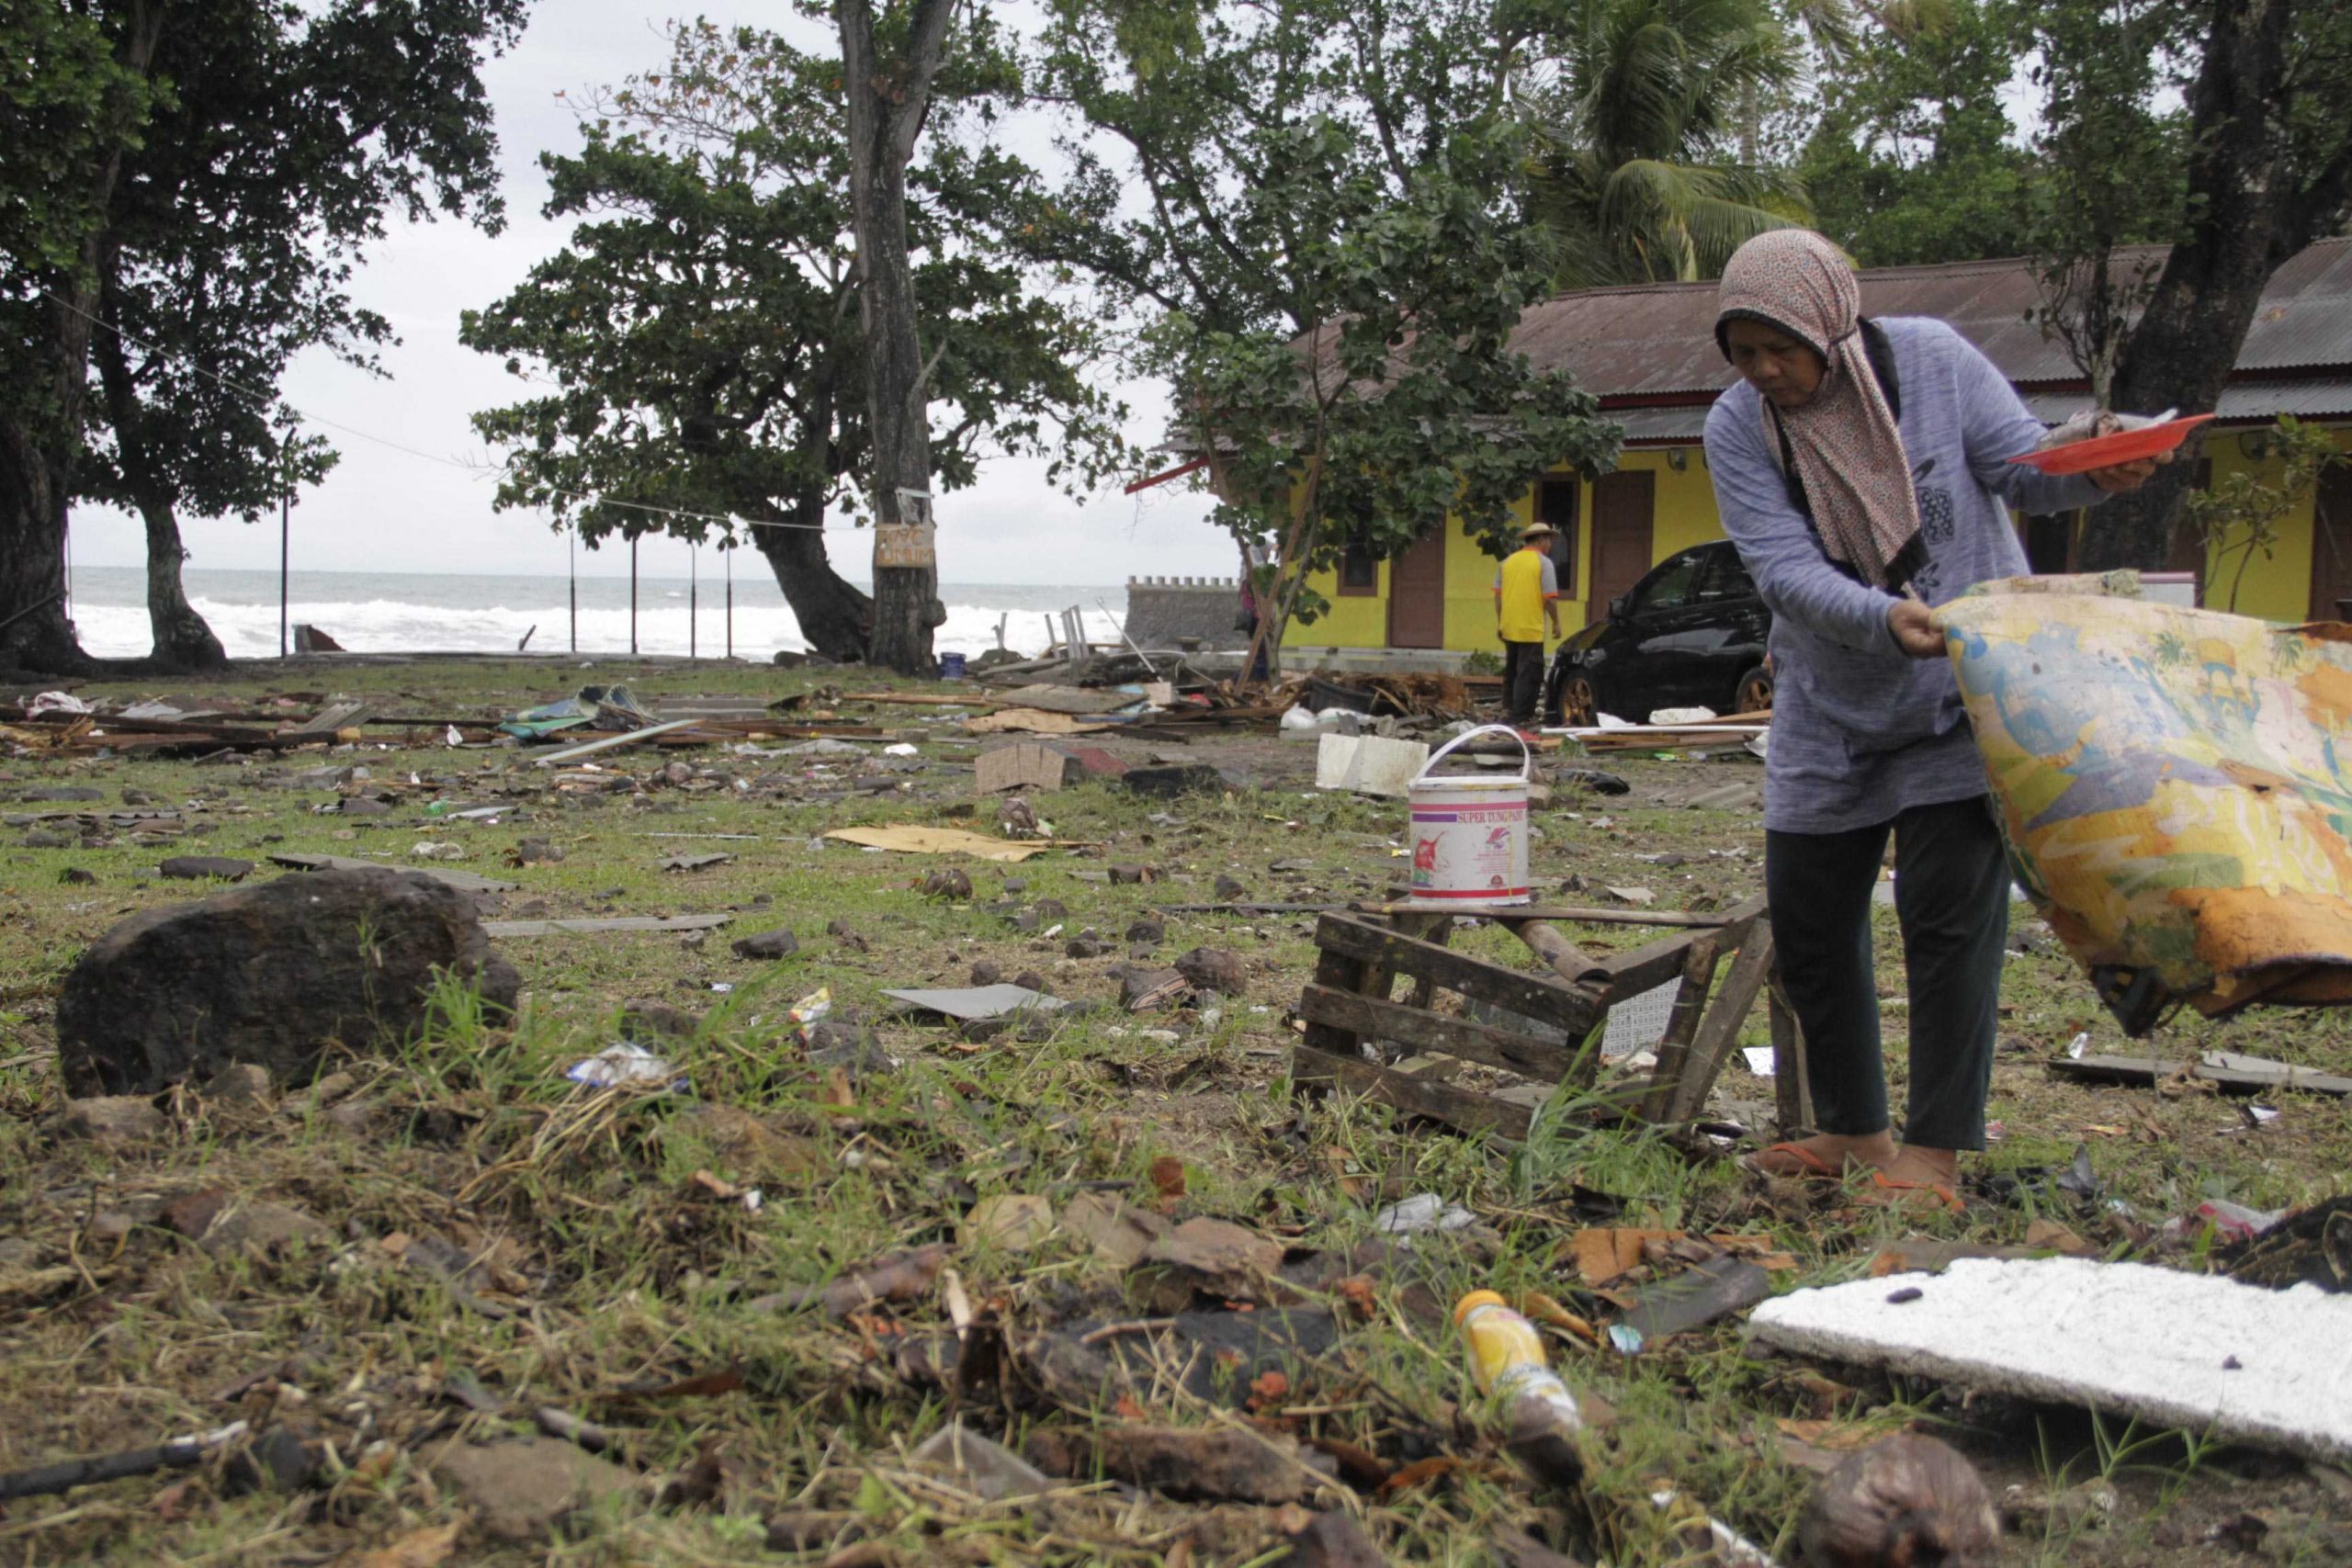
[57,867,520,1096]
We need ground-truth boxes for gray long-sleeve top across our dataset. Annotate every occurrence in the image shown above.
[1702,316,2108,833]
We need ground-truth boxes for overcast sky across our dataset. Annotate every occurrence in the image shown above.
[67,4,1226,587]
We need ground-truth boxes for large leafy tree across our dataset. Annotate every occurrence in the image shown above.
[1798,0,2039,266]
[1521,0,1808,287]
[464,21,1121,662]
[0,0,528,673]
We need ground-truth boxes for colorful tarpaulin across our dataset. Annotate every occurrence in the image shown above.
[1939,578,2352,1032]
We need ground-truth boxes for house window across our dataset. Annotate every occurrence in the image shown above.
[1337,542,1378,596]
[1536,478,1579,594]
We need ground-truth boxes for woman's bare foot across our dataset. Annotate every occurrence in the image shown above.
[1881,1146,1959,1187]
[1855,1145,1966,1213]
[1744,1130,1898,1179]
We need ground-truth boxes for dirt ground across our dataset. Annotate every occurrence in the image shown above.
[1,656,2347,1566]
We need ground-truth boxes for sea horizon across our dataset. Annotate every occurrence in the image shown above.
[65,564,1136,662]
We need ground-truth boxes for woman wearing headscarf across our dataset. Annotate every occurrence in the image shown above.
[1702,229,2162,1208]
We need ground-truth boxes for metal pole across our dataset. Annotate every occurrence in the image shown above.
[569,525,578,653]
[725,545,733,660]
[278,479,290,658]
[689,542,698,660]
[629,536,639,656]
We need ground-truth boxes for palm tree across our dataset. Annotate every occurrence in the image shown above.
[1519,0,1812,288]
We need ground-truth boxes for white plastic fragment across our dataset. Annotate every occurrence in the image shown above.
[1373,1193,1476,1235]
[565,1042,683,1090]
[1748,1257,2352,1461]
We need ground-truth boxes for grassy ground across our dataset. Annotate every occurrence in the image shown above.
[1,655,2348,1565]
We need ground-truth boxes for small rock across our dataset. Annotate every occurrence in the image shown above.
[620,998,700,1041]
[1033,898,1068,921]
[325,1100,382,1135]
[825,919,870,952]
[513,837,563,865]
[730,928,799,961]
[1108,863,1155,886]
[1011,970,1046,994]
[195,1200,332,1258]
[425,1436,637,1541]
[969,959,1003,987]
[1066,938,1112,959]
[1174,947,1248,996]
[1001,878,1028,895]
[922,868,974,901]
[804,1020,892,1076]
[1125,918,1166,943]
[1123,764,1224,798]
[23,829,72,849]
[58,866,95,886]
[58,1096,165,1145]
[662,761,693,786]
[409,841,467,862]
[1214,874,1248,900]
[203,1063,276,1105]
[1004,909,1040,933]
[305,1069,357,1107]
[160,855,254,881]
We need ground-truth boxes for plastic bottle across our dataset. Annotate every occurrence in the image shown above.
[1453,1290,1584,1484]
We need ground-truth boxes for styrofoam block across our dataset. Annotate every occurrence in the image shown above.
[1748,1257,2352,1461]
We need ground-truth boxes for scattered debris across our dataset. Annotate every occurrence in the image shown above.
[482,913,731,939]
[1619,1255,1773,1343]
[908,1423,1054,1502]
[158,855,254,881]
[729,928,798,961]
[565,1043,683,1091]
[1173,946,1248,995]
[749,1243,953,1318]
[880,984,1066,1023]
[659,852,734,873]
[920,867,974,900]
[1799,1435,2001,1568]
[0,1420,250,1505]
[423,1436,637,1541]
[1024,1424,1335,1505]
[824,825,1060,861]
[975,741,1078,795]
[2052,1050,2352,1099]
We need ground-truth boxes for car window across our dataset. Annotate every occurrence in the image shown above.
[1694,548,1756,603]
[1633,553,1704,612]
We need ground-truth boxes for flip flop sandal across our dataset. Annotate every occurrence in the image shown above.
[1859,1170,1965,1214]
[1740,1142,1846,1180]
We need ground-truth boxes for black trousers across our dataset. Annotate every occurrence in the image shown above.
[1765,795,2011,1151]
[1501,639,1544,723]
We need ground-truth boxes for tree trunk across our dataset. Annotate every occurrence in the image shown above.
[838,0,956,676]
[752,502,873,662]
[0,411,87,674]
[94,302,225,669]
[2079,0,2296,572]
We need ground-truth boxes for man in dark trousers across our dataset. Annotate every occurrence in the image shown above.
[1492,521,1562,727]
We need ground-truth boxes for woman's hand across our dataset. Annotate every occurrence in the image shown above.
[1887,598,1944,660]
[2086,449,2170,492]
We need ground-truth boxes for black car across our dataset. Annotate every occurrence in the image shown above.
[1544,539,1772,725]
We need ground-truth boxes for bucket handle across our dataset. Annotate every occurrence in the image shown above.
[1416,724,1531,785]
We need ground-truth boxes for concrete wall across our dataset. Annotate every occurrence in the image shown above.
[1125,575,1246,649]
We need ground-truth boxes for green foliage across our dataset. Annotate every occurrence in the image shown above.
[462,22,1124,556]
[0,6,152,278]
[1152,117,1619,643]
[1522,0,1811,286]
[2188,418,2347,613]
[1798,0,2036,266]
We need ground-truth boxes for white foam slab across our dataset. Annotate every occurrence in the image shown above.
[1748,1257,2352,1461]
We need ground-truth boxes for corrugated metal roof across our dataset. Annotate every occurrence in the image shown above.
[2018,378,2352,426]
[1506,237,2352,401]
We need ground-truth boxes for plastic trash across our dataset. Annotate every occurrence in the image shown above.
[883,742,920,756]
[1374,1193,1477,1235]
[26,691,93,716]
[2161,1198,2284,1244]
[786,987,832,1043]
[1279,705,1321,733]
[2065,1031,2090,1059]
[1648,705,1718,726]
[565,1042,684,1091]
[1454,1290,1584,1483]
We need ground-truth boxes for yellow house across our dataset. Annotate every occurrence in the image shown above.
[1282,240,2352,663]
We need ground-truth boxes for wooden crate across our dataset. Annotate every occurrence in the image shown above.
[1292,895,1810,1139]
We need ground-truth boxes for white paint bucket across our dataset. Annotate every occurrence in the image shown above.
[1407,725,1532,906]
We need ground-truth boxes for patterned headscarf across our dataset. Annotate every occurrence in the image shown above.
[1715,230,1923,592]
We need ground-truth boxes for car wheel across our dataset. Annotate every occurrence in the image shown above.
[1733,664,1773,716]
[1561,673,1599,727]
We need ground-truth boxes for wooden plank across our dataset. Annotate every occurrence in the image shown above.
[529,719,701,766]
[285,700,371,737]
[1298,985,1577,1080]
[1668,921,1779,1122]
[1300,939,1371,1056]
[483,913,734,938]
[1312,914,1605,1033]
[1640,936,1721,1122]
[1289,1043,1532,1141]
[2051,1053,2352,1099]
[1509,919,1608,983]
[1394,910,1450,1011]
[267,852,517,894]
[1769,976,1813,1135]
[1594,895,1765,999]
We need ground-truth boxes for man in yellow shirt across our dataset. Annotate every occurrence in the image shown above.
[1492,521,1562,726]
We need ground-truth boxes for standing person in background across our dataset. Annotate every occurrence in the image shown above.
[1493,521,1562,728]
[1703,228,2162,1210]
[1237,538,1272,682]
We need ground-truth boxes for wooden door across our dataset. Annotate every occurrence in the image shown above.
[2312,467,2352,622]
[1387,527,1447,648]
[1589,471,1656,621]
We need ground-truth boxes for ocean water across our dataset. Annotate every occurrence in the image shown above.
[65,567,1126,662]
